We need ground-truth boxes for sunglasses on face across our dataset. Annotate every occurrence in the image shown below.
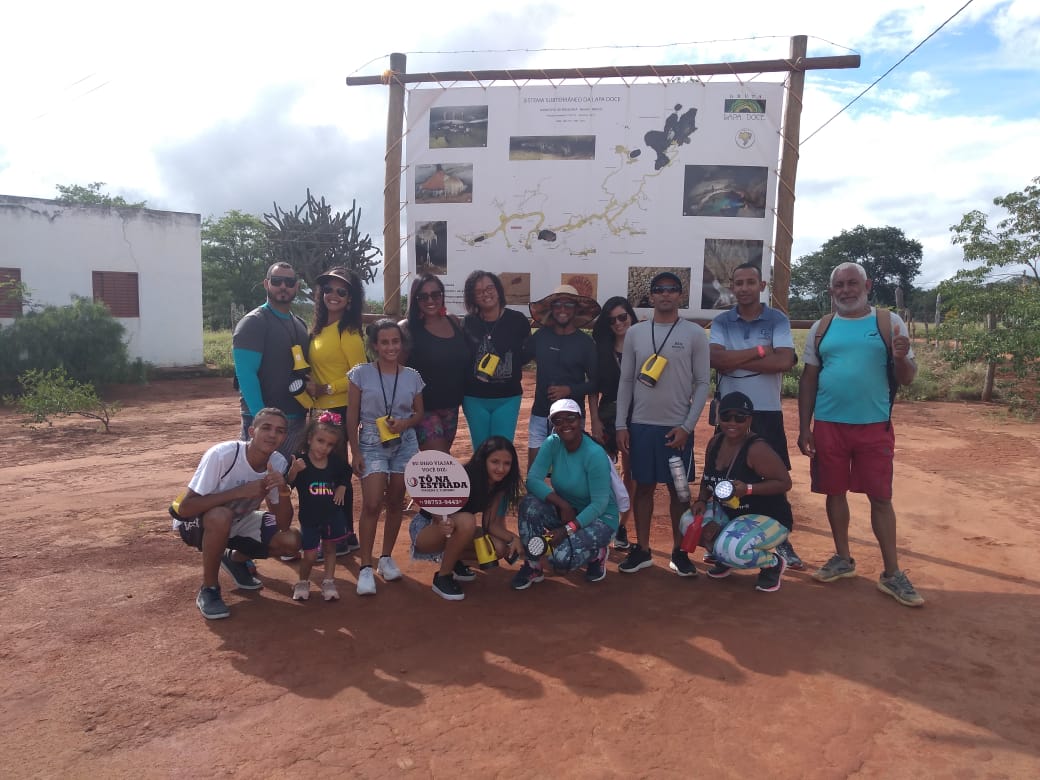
[268,276,298,287]
[607,313,629,325]
[651,285,681,295]
[551,413,581,425]
[416,290,444,302]
[321,284,349,297]
[720,412,751,423]
[551,300,577,309]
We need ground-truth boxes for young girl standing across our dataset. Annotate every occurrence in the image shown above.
[286,412,353,601]
[410,436,524,601]
[347,319,425,596]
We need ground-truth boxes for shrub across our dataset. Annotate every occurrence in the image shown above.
[6,367,120,432]
[0,297,131,392]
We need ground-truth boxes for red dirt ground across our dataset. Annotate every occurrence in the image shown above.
[1,375,1038,778]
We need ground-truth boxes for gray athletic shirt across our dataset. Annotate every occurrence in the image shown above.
[615,318,711,432]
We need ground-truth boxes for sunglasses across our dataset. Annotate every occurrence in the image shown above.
[551,413,581,425]
[268,276,298,287]
[321,284,349,297]
[415,290,444,302]
[607,313,629,325]
[551,300,577,309]
[719,412,751,423]
[651,285,681,295]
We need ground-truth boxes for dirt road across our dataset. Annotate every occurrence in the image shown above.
[1,377,1038,777]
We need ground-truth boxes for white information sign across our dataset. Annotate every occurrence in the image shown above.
[404,451,470,512]
[405,81,784,319]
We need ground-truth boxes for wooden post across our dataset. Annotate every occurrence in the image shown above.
[982,312,996,402]
[383,52,407,316]
[770,35,807,314]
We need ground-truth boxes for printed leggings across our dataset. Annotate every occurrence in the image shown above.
[517,494,613,572]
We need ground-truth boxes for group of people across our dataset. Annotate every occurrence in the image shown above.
[176,259,924,620]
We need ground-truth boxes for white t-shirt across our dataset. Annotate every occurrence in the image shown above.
[187,441,286,518]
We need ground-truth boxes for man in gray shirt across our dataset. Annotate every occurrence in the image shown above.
[616,272,710,576]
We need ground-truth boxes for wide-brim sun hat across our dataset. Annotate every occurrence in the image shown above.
[529,284,601,328]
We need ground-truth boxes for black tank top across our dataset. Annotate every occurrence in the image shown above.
[702,433,793,526]
[408,319,471,409]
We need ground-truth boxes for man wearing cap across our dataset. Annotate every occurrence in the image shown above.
[232,262,310,459]
[615,271,711,577]
[709,262,803,569]
[512,398,619,589]
[525,284,600,470]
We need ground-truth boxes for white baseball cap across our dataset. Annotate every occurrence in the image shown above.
[548,398,582,420]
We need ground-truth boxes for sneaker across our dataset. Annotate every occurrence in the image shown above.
[703,552,719,564]
[812,554,857,583]
[706,561,732,579]
[292,580,311,601]
[755,556,787,593]
[511,562,545,591]
[432,572,465,601]
[339,533,361,555]
[618,545,653,574]
[668,548,698,578]
[280,552,301,562]
[585,553,607,583]
[376,556,403,582]
[321,578,340,601]
[356,566,377,596]
[775,540,805,571]
[244,559,258,577]
[452,560,477,582]
[613,525,631,551]
[221,552,263,590]
[877,570,925,607]
[196,586,230,620]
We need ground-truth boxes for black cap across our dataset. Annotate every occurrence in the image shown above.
[650,271,683,291]
[719,391,754,414]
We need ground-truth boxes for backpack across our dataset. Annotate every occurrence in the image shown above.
[169,443,241,549]
[815,307,898,419]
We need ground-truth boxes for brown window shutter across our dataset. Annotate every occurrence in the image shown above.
[92,271,140,317]
[0,267,23,317]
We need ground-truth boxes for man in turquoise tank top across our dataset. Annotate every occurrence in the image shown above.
[797,262,924,607]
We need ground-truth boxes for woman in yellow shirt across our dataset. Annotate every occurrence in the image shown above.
[307,267,368,552]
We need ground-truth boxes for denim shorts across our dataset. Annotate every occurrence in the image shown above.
[358,425,419,477]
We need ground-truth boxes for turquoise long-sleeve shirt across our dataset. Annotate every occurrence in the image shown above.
[526,434,619,530]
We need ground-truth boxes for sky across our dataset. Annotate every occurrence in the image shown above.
[1,0,1037,294]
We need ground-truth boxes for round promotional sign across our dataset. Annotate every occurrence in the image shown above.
[404,451,470,512]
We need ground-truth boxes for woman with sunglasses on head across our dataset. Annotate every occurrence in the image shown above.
[460,270,532,450]
[398,274,472,453]
[692,391,793,593]
[590,296,639,551]
[305,267,367,552]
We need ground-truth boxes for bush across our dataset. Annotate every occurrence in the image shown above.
[6,367,119,432]
[0,297,131,393]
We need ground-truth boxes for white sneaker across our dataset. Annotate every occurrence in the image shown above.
[321,578,340,601]
[292,580,310,601]
[356,566,377,596]
[376,556,403,582]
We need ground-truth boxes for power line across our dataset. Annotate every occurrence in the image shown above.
[802,0,976,144]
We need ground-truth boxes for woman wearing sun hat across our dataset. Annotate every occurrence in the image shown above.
[524,284,601,469]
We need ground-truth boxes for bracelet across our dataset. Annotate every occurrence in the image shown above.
[566,521,579,536]
[756,345,766,358]
[745,483,754,496]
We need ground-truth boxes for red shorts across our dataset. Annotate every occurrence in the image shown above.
[810,420,894,499]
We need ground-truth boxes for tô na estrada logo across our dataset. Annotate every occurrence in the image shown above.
[724,98,766,120]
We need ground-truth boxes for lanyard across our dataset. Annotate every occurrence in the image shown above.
[650,318,679,357]
[378,365,400,417]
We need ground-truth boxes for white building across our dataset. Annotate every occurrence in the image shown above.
[0,195,202,367]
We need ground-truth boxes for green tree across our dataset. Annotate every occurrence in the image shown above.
[264,190,381,287]
[791,226,923,314]
[941,177,1040,401]
[55,182,146,208]
[7,367,120,432]
[201,211,272,329]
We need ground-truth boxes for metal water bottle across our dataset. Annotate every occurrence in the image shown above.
[668,455,690,502]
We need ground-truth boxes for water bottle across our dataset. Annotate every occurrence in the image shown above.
[668,455,690,502]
